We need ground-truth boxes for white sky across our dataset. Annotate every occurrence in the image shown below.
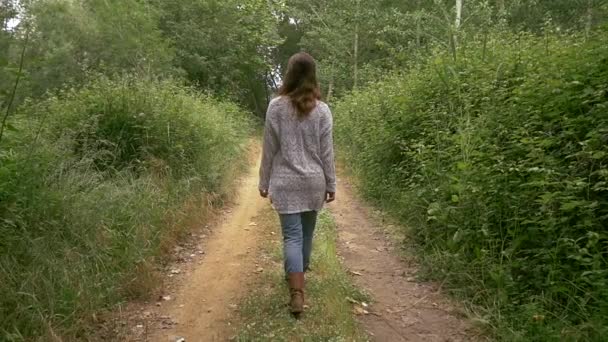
[6,18,19,30]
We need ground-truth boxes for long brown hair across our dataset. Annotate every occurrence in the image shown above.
[278,52,321,117]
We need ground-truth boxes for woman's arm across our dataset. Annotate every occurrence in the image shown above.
[259,102,279,194]
[320,105,337,200]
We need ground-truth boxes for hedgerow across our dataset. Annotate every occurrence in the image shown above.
[0,76,251,339]
[335,30,608,341]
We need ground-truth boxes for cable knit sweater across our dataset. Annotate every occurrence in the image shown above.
[259,96,336,214]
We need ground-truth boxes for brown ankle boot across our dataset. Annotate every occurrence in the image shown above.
[287,272,305,315]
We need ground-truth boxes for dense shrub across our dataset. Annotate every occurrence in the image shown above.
[0,77,251,339]
[335,30,608,341]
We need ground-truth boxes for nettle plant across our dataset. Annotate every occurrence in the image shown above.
[335,29,608,339]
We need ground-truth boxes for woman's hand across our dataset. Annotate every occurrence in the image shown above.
[259,189,269,198]
[326,192,336,203]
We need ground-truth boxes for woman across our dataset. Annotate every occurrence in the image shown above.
[258,52,336,316]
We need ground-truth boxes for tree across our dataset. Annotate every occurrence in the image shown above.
[150,0,279,116]
[9,0,175,99]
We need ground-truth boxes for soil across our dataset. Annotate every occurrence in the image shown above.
[146,148,266,342]
[110,142,478,341]
[330,174,480,341]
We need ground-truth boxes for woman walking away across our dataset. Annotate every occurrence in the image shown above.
[258,52,336,316]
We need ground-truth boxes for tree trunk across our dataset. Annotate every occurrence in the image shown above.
[326,76,334,104]
[497,0,505,13]
[455,0,463,30]
[416,13,422,48]
[452,0,463,61]
[0,29,28,145]
[586,0,593,39]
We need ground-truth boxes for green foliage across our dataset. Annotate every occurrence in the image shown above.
[22,0,175,98]
[151,0,279,115]
[280,0,608,101]
[0,76,251,340]
[335,30,608,340]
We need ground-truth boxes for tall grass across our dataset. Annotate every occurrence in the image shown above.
[0,76,251,340]
[334,29,608,341]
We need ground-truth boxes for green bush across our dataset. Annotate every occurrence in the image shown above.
[0,76,251,340]
[335,30,608,341]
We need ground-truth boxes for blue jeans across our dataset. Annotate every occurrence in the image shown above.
[279,211,318,274]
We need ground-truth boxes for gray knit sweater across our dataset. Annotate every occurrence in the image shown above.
[259,96,336,214]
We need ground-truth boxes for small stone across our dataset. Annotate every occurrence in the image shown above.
[353,306,368,315]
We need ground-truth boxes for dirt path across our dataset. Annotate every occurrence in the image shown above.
[330,175,478,341]
[128,142,477,341]
[146,148,266,342]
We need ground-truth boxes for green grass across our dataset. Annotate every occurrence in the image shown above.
[0,76,251,340]
[236,207,369,341]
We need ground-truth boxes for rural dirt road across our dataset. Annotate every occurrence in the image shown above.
[331,175,478,341]
[133,142,474,341]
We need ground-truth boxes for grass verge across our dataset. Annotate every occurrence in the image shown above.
[0,76,252,340]
[236,206,369,341]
